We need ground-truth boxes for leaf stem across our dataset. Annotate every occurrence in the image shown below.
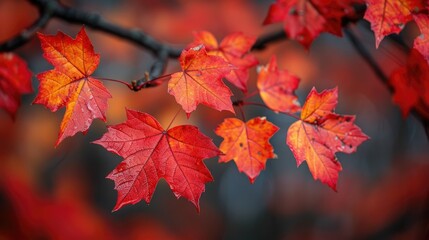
[236,105,246,122]
[132,73,172,91]
[94,77,133,89]
[166,108,182,130]
[244,89,260,99]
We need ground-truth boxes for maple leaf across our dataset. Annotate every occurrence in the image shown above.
[168,45,234,116]
[257,55,300,113]
[34,27,112,146]
[413,14,429,62]
[93,109,220,212]
[263,0,355,48]
[364,0,425,48]
[389,49,429,117]
[215,117,279,183]
[190,31,258,91]
[286,87,369,190]
[0,53,32,118]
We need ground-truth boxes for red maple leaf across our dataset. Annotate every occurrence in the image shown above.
[0,53,32,118]
[190,31,258,91]
[286,87,369,190]
[168,45,234,116]
[390,49,429,117]
[413,14,429,63]
[34,27,112,146]
[215,117,279,183]
[257,55,300,113]
[93,109,220,212]
[364,0,425,48]
[263,0,358,48]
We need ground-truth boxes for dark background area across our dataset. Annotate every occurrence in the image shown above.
[0,0,428,239]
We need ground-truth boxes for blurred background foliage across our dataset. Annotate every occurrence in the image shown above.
[0,0,428,239]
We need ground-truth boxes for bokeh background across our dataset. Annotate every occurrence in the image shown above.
[1,0,429,239]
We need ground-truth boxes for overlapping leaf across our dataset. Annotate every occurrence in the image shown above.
[263,0,358,48]
[215,117,279,183]
[190,31,258,91]
[364,0,425,48]
[389,49,429,117]
[257,56,300,113]
[168,45,234,116]
[413,14,429,62]
[286,87,368,190]
[34,27,111,146]
[94,109,220,212]
[0,53,32,118]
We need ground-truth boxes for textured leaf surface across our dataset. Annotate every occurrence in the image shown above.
[0,53,32,117]
[94,109,220,212]
[364,0,425,47]
[389,49,429,117]
[414,14,429,63]
[263,0,357,48]
[168,46,234,115]
[191,31,258,91]
[34,27,111,146]
[286,87,369,190]
[215,117,279,183]
[257,56,300,113]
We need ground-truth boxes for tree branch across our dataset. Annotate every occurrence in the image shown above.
[2,0,428,133]
[252,31,286,51]
[31,0,182,57]
[344,27,392,91]
[0,3,52,51]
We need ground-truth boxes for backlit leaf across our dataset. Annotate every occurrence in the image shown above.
[364,0,425,48]
[286,87,369,190]
[93,109,220,212]
[34,27,111,146]
[190,31,258,91]
[168,45,234,116]
[257,56,300,113]
[215,117,279,183]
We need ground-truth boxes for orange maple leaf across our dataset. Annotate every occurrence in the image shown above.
[364,0,425,47]
[168,45,234,116]
[286,87,369,190]
[257,55,300,113]
[190,31,258,91]
[215,117,279,183]
[34,27,111,146]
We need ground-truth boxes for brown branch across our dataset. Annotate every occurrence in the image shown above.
[0,2,52,51]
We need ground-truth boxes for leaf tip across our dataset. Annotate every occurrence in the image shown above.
[249,177,256,184]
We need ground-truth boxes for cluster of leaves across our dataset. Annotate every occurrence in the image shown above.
[1,0,429,212]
